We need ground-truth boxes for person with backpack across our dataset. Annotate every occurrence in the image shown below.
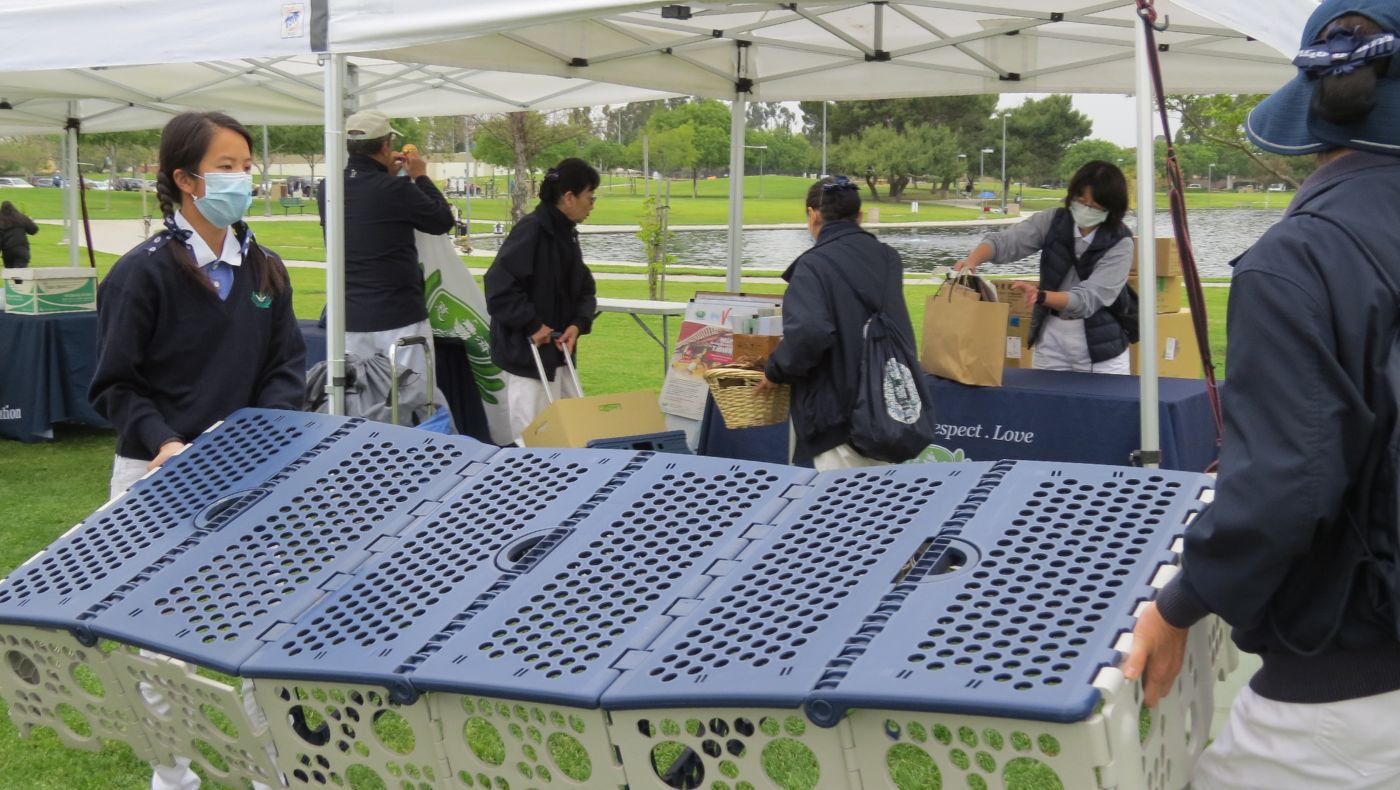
[953,161,1135,373]
[757,176,936,470]
[1124,2,1400,786]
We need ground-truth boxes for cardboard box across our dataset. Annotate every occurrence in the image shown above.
[1129,310,1204,379]
[732,334,781,365]
[521,390,667,448]
[1004,314,1034,369]
[993,279,1035,319]
[1151,276,1183,315]
[1130,237,1182,278]
[3,267,97,314]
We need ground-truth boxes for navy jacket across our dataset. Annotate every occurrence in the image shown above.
[484,202,596,380]
[1032,209,1134,362]
[766,221,914,459]
[91,227,305,461]
[1157,152,1400,702]
[318,154,454,332]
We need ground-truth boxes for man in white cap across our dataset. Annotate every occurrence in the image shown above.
[317,109,454,385]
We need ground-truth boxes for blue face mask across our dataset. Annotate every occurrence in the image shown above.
[193,171,253,228]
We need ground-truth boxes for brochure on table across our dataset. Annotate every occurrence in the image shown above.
[659,292,783,421]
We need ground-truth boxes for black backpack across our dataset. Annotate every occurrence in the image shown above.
[823,252,939,463]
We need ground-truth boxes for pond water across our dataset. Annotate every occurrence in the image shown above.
[472,209,1285,278]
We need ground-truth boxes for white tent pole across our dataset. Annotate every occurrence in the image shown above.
[726,91,747,293]
[262,125,273,217]
[1136,10,1160,468]
[323,55,348,416]
[65,104,80,267]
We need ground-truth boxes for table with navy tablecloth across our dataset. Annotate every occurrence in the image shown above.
[699,367,1220,472]
[927,368,1220,471]
[0,311,110,442]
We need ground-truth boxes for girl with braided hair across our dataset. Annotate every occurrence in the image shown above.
[90,111,304,500]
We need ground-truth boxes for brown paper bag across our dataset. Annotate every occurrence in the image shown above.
[920,289,1011,387]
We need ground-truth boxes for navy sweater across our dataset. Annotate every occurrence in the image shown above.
[90,230,306,461]
[1156,152,1400,703]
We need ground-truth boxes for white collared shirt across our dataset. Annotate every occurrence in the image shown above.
[173,210,243,269]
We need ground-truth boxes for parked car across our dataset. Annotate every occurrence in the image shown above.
[1267,183,1287,192]
[1186,183,1203,190]
[83,178,109,190]
[115,177,147,191]
[30,177,54,187]
[0,176,34,188]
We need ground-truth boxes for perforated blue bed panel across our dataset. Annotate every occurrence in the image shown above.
[408,454,815,706]
[804,462,1210,724]
[240,447,640,701]
[0,410,343,635]
[601,463,994,712]
[86,421,496,672]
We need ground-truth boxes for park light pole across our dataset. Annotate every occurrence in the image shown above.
[745,144,768,199]
[1207,163,1216,193]
[1000,113,1008,213]
[821,102,828,177]
[980,147,994,182]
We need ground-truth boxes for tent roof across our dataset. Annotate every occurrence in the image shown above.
[0,1,1315,135]
[344,1,1316,100]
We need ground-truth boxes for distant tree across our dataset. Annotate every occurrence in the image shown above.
[0,135,59,178]
[745,128,813,176]
[643,100,731,197]
[268,125,326,180]
[1165,94,1311,188]
[997,96,1092,185]
[473,112,589,221]
[1058,139,1130,183]
[832,123,955,201]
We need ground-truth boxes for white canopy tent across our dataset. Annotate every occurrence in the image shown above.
[0,0,1316,461]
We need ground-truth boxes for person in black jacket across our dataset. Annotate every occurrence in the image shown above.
[88,111,302,790]
[0,200,39,268]
[485,158,599,438]
[954,161,1135,373]
[317,109,454,377]
[759,176,923,469]
[1125,2,1400,786]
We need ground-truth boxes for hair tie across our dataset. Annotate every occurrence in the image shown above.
[545,168,560,182]
[1294,28,1396,78]
[821,175,859,193]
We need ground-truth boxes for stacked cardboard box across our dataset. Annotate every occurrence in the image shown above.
[1129,309,1205,379]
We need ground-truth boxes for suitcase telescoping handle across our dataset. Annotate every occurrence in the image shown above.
[390,335,435,426]
[528,333,584,404]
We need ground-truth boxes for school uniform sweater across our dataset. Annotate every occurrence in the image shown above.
[90,230,306,461]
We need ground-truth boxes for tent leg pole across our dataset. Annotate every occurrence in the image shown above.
[323,55,348,417]
[727,92,747,293]
[1136,10,1160,468]
[66,103,81,268]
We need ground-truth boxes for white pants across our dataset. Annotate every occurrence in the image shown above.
[1032,314,1130,374]
[110,455,149,499]
[1193,685,1400,789]
[812,443,884,471]
[345,320,432,375]
[506,369,580,440]
[137,650,276,790]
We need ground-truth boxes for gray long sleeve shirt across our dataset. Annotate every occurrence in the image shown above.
[981,210,1134,318]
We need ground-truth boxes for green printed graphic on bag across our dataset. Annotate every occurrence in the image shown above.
[426,270,506,405]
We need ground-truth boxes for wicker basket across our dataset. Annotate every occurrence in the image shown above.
[703,367,791,428]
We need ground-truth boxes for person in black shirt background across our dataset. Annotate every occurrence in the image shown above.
[317,109,454,380]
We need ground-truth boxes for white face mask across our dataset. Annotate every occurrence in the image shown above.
[1069,201,1108,229]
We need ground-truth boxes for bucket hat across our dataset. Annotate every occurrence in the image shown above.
[1246,0,1399,156]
